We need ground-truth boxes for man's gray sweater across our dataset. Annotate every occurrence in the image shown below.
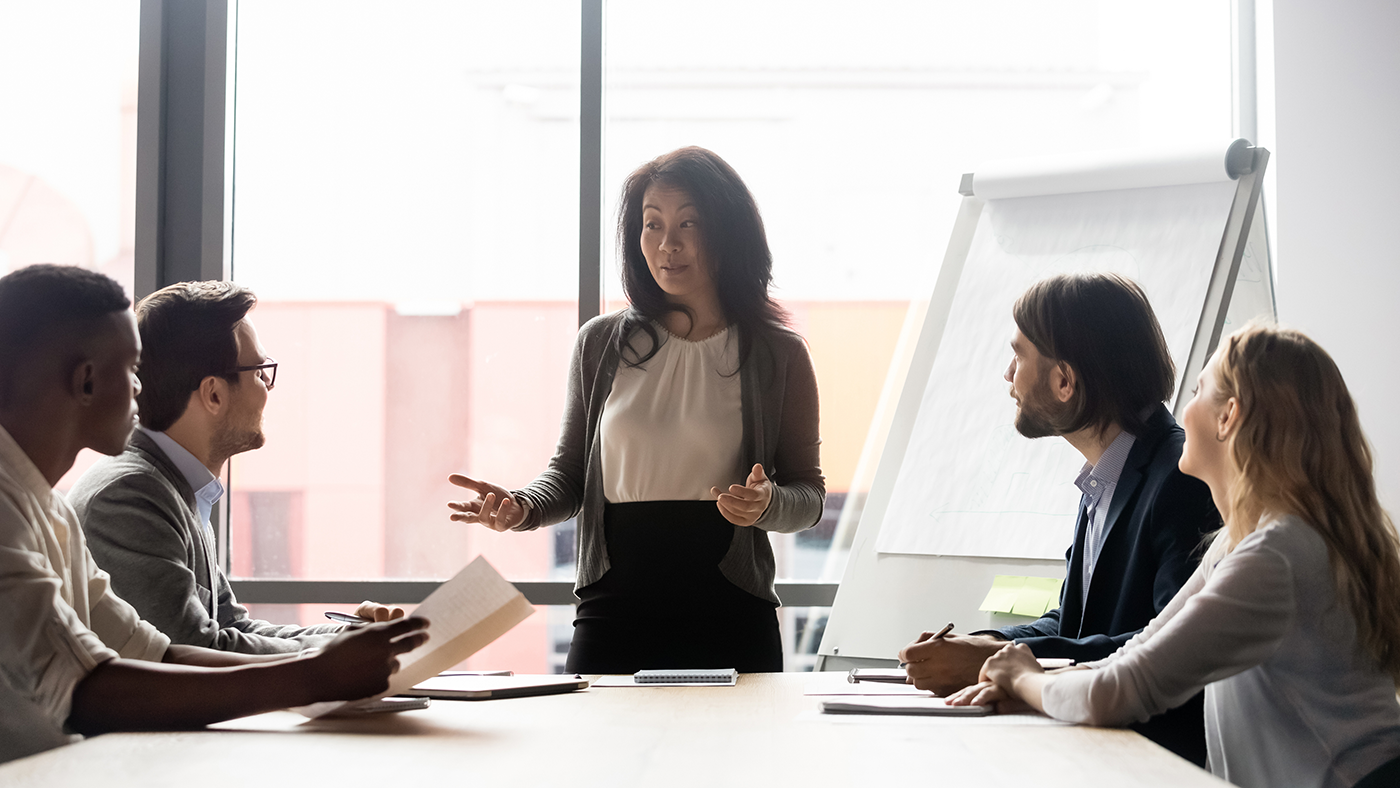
[67,430,342,654]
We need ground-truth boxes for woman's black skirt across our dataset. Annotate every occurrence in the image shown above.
[565,500,782,674]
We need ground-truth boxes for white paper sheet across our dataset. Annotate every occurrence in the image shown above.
[820,696,990,715]
[803,682,933,697]
[302,556,535,717]
[797,709,1070,727]
[876,181,1238,559]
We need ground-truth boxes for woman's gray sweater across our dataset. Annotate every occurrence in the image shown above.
[510,311,825,604]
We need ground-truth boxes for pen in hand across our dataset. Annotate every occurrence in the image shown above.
[324,610,373,625]
[899,622,954,668]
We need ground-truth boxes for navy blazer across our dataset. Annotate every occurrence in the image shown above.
[995,404,1219,765]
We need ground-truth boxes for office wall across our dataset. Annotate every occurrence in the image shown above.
[1272,0,1400,509]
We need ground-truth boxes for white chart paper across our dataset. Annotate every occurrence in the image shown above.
[875,181,1237,559]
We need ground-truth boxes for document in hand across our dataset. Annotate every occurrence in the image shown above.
[305,556,535,718]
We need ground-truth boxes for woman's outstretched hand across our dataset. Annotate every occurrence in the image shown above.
[711,464,773,527]
[447,474,526,532]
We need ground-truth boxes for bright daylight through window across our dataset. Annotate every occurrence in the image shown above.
[0,1,140,487]
[223,0,1232,672]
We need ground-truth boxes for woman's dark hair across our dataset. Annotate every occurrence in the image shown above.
[135,281,258,431]
[615,146,788,368]
[1013,272,1175,438]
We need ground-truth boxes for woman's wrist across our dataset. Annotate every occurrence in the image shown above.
[512,493,533,529]
[754,491,773,523]
[1010,670,1049,713]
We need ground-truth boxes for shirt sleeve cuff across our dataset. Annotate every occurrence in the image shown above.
[115,620,171,663]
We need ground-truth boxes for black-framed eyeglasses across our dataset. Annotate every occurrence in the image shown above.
[229,360,277,390]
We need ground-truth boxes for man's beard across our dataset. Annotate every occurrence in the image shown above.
[1014,383,1071,439]
[210,416,265,463]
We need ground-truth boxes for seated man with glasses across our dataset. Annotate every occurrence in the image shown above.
[69,281,401,654]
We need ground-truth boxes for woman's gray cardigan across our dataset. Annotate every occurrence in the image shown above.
[510,311,824,604]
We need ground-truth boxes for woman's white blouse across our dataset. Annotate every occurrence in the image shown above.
[1041,515,1400,788]
[601,325,745,503]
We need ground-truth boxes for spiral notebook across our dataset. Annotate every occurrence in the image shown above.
[592,669,738,687]
[635,668,737,685]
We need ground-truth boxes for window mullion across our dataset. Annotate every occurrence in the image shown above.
[578,0,605,327]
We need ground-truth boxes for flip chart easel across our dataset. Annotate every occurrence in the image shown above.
[817,141,1272,669]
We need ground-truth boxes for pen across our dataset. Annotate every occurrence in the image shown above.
[324,610,373,625]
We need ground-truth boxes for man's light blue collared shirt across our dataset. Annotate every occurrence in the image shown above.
[137,426,225,535]
[1074,429,1136,606]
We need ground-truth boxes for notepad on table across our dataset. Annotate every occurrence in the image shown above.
[402,674,589,700]
[820,696,991,716]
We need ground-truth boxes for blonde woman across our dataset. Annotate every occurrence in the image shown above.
[950,322,1400,788]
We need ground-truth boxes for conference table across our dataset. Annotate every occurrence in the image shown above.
[0,673,1227,787]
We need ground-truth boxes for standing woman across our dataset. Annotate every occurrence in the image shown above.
[447,147,823,673]
[950,322,1400,788]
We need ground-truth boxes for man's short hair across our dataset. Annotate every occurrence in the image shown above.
[0,265,130,405]
[136,281,257,431]
[1013,273,1175,437]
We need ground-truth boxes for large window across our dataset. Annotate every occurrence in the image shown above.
[0,0,141,490]
[220,0,1234,671]
[602,0,1232,664]
[228,0,580,671]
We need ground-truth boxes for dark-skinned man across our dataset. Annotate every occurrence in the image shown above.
[0,265,427,764]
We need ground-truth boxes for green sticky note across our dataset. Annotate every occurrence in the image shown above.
[1016,576,1065,617]
[978,575,1025,614]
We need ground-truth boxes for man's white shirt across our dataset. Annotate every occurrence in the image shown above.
[0,425,168,762]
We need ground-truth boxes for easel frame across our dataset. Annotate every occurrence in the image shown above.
[816,148,1273,670]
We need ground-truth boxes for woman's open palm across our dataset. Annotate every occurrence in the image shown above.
[711,464,773,527]
[447,474,526,532]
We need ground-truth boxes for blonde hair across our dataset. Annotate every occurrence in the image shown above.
[1214,321,1400,682]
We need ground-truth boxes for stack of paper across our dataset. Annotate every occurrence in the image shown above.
[821,697,991,716]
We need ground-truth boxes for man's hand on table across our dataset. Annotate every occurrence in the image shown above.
[355,601,406,622]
